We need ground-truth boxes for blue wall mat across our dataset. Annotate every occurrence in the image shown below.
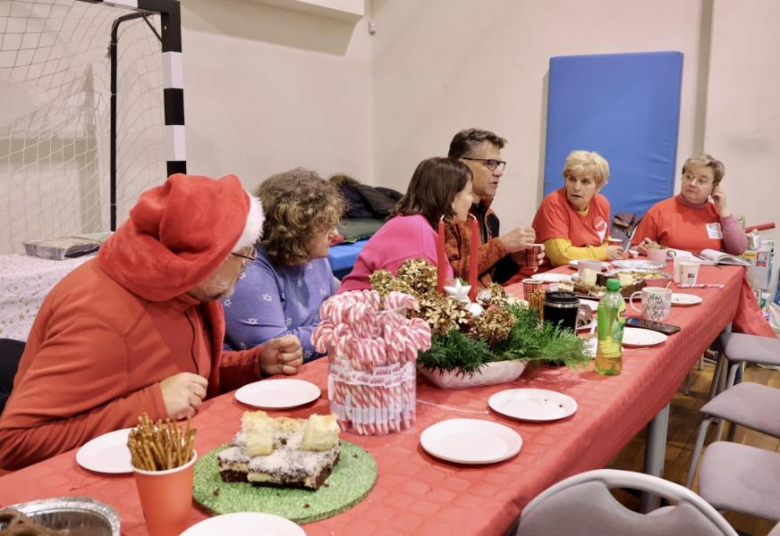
[543,51,683,221]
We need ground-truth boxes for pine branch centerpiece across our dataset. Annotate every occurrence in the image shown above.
[370,259,590,380]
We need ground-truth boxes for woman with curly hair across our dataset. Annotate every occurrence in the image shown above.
[339,157,473,292]
[223,169,345,362]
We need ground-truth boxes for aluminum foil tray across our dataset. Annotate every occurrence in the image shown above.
[0,497,120,536]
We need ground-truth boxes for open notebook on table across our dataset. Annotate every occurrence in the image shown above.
[666,248,751,267]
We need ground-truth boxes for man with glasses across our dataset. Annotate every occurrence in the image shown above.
[446,128,541,289]
[0,174,304,470]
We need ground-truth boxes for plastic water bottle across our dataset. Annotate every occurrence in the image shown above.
[595,279,626,375]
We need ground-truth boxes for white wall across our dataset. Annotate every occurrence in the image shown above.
[371,0,708,231]
[704,0,780,295]
[181,0,373,193]
[3,0,778,304]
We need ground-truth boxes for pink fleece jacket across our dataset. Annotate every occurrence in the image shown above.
[339,215,454,292]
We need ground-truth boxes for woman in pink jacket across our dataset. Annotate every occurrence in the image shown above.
[340,157,473,292]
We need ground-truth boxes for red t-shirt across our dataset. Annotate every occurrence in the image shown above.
[533,188,611,246]
[631,196,724,254]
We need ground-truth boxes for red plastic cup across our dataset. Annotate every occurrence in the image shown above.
[133,451,197,536]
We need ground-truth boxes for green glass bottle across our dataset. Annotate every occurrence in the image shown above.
[595,279,626,375]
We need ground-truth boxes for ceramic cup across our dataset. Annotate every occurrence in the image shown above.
[679,261,701,286]
[646,247,670,263]
[629,287,672,322]
[578,260,603,279]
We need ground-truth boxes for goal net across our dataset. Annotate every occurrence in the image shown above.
[0,0,168,255]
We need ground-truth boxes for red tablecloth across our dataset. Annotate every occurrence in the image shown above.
[0,266,745,535]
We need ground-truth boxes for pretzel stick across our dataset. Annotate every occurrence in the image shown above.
[127,413,197,470]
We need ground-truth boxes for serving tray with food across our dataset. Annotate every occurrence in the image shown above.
[558,271,648,299]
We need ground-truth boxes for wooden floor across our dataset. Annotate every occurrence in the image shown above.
[607,360,780,536]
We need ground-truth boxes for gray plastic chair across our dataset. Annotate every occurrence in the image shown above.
[516,469,737,536]
[718,332,780,392]
[698,442,780,522]
[686,381,780,488]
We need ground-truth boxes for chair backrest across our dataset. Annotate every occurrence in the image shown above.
[516,469,737,536]
[0,338,25,415]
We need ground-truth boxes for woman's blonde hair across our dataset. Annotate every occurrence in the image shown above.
[256,169,345,266]
[682,154,725,185]
[562,150,610,188]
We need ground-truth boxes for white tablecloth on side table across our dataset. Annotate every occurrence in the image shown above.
[0,254,93,341]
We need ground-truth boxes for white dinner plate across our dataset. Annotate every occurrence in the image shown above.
[420,419,522,465]
[235,379,321,409]
[568,260,609,271]
[671,293,703,306]
[622,327,668,348]
[532,273,573,284]
[180,512,306,536]
[75,428,133,474]
[489,388,578,422]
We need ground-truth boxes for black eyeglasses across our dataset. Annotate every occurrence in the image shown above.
[231,246,257,266]
[462,157,506,172]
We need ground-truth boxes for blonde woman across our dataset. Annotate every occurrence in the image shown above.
[631,155,771,338]
[632,154,746,255]
[532,150,623,268]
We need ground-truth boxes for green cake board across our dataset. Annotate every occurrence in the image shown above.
[193,441,377,524]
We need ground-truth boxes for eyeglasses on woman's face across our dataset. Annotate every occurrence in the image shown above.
[461,157,507,172]
[230,245,258,267]
[682,172,713,187]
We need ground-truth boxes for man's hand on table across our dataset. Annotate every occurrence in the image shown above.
[256,334,304,376]
[161,372,208,419]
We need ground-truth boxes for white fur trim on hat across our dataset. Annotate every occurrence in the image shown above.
[232,193,264,251]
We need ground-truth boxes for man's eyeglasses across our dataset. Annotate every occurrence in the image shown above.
[462,157,506,172]
[231,246,258,267]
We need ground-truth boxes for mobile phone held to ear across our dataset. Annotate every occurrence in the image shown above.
[625,317,681,335]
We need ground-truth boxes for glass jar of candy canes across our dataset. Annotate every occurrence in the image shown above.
[313,290,431,435]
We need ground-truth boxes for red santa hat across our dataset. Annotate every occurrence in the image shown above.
[98,173,264,302]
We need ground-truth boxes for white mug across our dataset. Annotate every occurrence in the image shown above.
[646,247,670,263]
[630,287,672,322]
[578,260,603,278]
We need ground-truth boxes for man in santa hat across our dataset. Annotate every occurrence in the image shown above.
[0,174,303,470]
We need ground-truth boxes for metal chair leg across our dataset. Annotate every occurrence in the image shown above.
[686,417,714,488]
[726,422,738,442]
[708,352,725,400]
[714,363,742,440]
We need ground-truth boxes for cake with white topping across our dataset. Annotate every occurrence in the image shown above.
[217,412,341,490]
